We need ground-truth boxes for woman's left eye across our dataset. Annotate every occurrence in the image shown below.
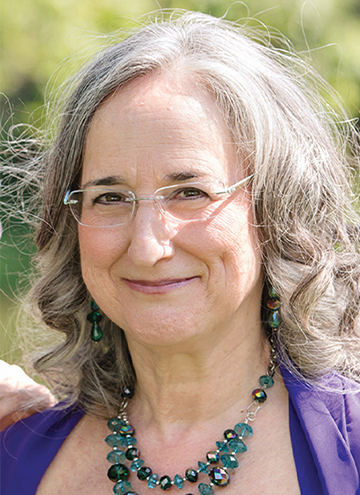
[172,187,209,199]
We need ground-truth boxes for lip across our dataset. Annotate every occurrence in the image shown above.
[122,277,198,294]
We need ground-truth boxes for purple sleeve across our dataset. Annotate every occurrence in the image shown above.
[283,365,360,495]
[0,404,84,495]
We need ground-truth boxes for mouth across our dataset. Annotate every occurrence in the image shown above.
[122,277,198,294]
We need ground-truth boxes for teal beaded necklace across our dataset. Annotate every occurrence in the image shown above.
[105,291,280,495]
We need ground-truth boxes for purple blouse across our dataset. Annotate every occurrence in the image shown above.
[1,366,360,495]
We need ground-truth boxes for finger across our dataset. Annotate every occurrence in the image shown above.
[0,386,57,432]
[0,392,22,422]
[0,361,57,431]
[0,409,33,431]
[0,361,38,389]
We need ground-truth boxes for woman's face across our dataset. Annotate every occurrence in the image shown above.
[79,72,263,347]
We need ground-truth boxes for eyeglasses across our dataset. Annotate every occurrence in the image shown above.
[64,174,254,228]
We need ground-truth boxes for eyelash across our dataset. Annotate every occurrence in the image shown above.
[93,192,129,204]
[168,187,209,199]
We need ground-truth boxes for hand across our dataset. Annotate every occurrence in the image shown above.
[0,360,56,431]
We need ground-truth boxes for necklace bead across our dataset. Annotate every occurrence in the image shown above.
[174,474,184,488]
[126,447,140,461]
[252,389,267,403]
[259,375,274,388]
[159,475,173,490]
[108,464,130,482]
[209,467,230,486]
[185,468,198,483]
[137,466,152,480]
[124,437,137,447]
[107,450,126,463]
[119,424,135,436]
[130,459,144,471]
[234,422,252,438]
[216,441,229,452]
[199,483,215,495]
[113,480,132,494]
[206,452,219,464]
[220,454,238,469]
[108,417,127,431]
[198,461,209,474]
[106,434,124,448]
[147,473,159,488]
[228,437,246,454]
[223,429,237,440]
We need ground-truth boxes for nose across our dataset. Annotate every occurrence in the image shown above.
[127,201,176,267]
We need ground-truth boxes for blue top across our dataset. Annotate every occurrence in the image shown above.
[1,366,360,495]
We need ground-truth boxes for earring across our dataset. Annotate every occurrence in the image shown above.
[87,300,103,342]
[267,286,281,330]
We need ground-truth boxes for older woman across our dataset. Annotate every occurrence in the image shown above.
[1,11,360,495]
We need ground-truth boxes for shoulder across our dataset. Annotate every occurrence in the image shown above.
[0,403,84,495]
[281,364,360,425]
[0,402,84,452]
[282,365,360,481]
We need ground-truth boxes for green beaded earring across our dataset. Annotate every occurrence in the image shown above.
[87,300,103,342]
[267,286,282,330]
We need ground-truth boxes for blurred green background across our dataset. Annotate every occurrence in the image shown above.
[1,0,360,364]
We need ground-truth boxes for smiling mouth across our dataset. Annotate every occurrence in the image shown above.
[122,277,198,294]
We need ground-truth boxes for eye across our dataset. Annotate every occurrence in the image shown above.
[92,191,130,205]
[170,187,210,200]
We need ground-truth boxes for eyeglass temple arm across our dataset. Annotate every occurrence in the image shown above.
[64,190,78,205]
[215,173,254,195]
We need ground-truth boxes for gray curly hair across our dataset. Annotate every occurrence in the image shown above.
[3,11,360,416]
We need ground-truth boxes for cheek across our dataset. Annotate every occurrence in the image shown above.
[205,202,262,285]
[78,228,101,262]
[78,227,127,285]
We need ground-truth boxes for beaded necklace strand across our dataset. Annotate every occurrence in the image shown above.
[105,291,280,495]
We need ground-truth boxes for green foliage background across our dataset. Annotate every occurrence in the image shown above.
[1,0,360,363]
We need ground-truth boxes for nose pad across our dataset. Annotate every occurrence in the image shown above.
[151,197,167,220]
[133,198,179,230]
[132,198,166,224]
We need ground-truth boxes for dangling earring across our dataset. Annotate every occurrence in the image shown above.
[87,300,103,342]
[266,286,280,376]
[267,286,281,330]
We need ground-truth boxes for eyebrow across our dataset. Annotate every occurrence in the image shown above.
[81,176,126,189]
[163,171,207,182]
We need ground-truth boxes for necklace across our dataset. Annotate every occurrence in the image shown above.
[105,292,280,495]
[106,370,274,495]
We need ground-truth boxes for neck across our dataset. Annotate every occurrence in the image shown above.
[126,322,270,430]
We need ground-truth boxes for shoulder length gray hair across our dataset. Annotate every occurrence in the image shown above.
[5,11,360,416]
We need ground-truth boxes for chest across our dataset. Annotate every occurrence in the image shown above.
[36,417,300,495]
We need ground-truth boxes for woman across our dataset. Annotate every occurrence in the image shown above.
[1,11,360,495]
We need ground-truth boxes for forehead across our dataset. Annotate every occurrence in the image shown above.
[82,72,239,186]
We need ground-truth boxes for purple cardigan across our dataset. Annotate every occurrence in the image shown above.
[1,366,360,495]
